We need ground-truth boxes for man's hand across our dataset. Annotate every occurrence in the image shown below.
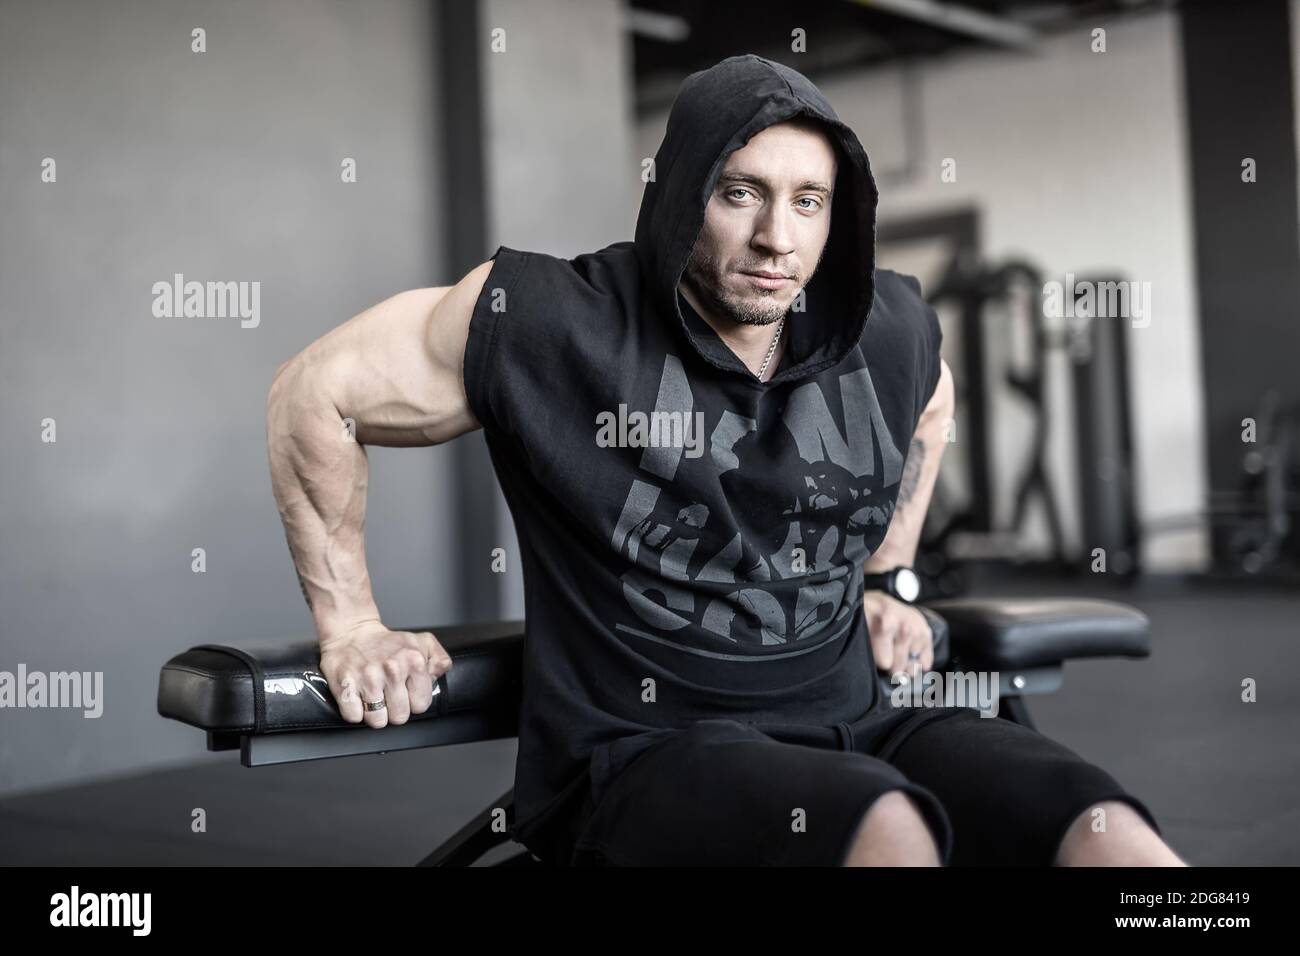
[318,622,453,729]
[864,590,933,681]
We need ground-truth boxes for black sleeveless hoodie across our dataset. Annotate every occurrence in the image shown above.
[461,54,943,861]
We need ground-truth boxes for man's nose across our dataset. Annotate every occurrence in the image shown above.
[750,205,797,259]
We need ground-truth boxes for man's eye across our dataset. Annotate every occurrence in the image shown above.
[727,187,753,201]
[797,197,822,210]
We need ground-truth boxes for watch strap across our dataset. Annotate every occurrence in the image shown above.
[862,567,918,603]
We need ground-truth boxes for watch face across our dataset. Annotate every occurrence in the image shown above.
[895,568,921,602]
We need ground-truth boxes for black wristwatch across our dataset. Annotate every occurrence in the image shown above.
[862,566,921,604]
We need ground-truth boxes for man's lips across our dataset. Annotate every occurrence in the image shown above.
[741,270,793,290]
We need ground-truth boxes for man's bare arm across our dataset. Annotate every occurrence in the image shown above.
[265,260,494,727]
[865,359,954,572]
[862,359,954,675]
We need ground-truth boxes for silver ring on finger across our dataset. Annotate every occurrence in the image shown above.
[364,697,387,712]
[907,650,922,661]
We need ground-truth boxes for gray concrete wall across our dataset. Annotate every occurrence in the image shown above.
[0,0,456,795]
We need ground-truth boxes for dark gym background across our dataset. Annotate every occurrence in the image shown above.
[1,0,1297,865]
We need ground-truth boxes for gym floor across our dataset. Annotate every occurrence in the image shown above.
[1,570,1296,866]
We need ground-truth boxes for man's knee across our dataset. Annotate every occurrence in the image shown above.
[1054,799,1185,867]
[842,789,942,866]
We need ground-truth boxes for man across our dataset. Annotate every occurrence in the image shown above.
[267,54,1184,866]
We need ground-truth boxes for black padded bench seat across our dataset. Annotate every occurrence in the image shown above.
[927,597,1152,669]
[158,598,1150,766]
[158,621,524,765]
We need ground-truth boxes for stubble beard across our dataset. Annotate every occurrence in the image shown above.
[683,244,795,328]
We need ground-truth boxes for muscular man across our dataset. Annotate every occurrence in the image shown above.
[267,54,1184,867]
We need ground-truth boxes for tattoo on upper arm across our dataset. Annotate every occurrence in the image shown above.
[897,437,926,506]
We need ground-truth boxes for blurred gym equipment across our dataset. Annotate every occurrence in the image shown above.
[885,239,1145,596]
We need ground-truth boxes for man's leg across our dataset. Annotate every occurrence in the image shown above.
[570,718,953,866]
[1054,800,1187,866]
[876,706,1178,866]
[842,790,942,866]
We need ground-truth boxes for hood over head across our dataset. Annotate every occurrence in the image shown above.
[634,54,879,386]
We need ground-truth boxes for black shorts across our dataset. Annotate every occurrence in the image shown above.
[529,706,1163,866]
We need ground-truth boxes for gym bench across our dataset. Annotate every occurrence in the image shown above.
[157,597,1150,866]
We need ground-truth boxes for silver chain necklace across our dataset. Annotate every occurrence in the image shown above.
[757,316,785,381]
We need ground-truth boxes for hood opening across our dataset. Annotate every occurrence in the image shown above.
[635,54,879,387]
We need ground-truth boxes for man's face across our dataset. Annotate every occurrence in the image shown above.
[683,119,837,327]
